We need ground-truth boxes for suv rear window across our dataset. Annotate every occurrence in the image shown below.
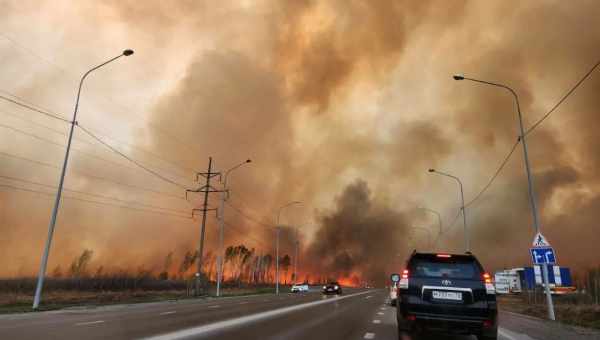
[409,257,482,279]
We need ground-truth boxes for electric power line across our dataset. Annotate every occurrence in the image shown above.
[526,59,600,136]
[0,91,69,122]
[464,139,520,208]
[0,182,193,219]
[0,32,203,163]
[0,174,190,215]
[0,88,197,180]
[77,124,190,190]
[0,122,145,172]
[0,151,186,201]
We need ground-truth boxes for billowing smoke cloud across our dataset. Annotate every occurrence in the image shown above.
[1,0,600,284]
[304,179,409,285]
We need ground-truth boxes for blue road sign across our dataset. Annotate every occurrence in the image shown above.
[530,247,556,265]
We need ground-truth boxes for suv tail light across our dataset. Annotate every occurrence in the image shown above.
[399,269,409,289]
[483,273,495,294]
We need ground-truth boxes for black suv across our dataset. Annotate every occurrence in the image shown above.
[393,251,497,340]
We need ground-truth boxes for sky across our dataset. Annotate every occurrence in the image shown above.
[1,0,600,285]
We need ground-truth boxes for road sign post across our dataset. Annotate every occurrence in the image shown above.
[530,232,555,320]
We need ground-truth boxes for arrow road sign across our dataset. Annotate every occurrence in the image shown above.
[530,247,557,265]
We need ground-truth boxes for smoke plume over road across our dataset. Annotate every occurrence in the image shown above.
[1,1,600,284]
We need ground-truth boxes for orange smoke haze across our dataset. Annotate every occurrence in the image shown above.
[1,1,600,286]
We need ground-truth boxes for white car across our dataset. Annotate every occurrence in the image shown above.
[291,283,309,293]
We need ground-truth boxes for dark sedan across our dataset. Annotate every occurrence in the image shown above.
[322,282,342,295]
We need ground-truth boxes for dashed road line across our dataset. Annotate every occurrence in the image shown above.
[364,332,376,339]
[75,320,105,326]
[142,290,374,340]
[498,328,521,340]
[377,312,384,315]
[159,311,176,315]
[208,305,221,309]
[372,319,381,324]
[365,295,373,299]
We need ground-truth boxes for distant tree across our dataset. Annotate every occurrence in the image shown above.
[179,250,196,277]
[69,249,94,278]
[94,266,105,278]
[263,254,273,283]
[159,251,173,280]
[51,265,63,278]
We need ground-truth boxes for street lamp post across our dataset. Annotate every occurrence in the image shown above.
[276,201,302,294]
[293,227,299,284]
[453,74,555,320]
[216,159,251,297]
[32,49,134,310]
[428,169,469,252]
[417,207,443,247]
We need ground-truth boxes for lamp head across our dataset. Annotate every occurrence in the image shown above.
[453,74,464,80]
[123,49,134,56]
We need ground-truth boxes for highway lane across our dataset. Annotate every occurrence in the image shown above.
[1,289,599,339]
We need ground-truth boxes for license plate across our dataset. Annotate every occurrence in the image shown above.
[432,291,462,301]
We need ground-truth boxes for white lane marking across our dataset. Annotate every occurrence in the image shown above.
[365,295,373,299]
[499,327,537,340]
[159,311,176,315]
[379,307,386,311]
[377,312,384,315]
[239,301,248,305]
[208,305,221,309]
[364,332,376,339]
[142,290,375,340]
[498,328,518,340]
[372,319,381,324]
[75,320,105,326]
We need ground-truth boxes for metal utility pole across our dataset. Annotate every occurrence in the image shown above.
[428,169,469,252]
[32,49,134,310]
[453,74,555,320]
[188,157,221,297]
[216,159,251,297]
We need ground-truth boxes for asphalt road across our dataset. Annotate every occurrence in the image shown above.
[1,289,599,340]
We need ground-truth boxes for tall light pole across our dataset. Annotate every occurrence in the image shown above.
[276,201,302,294]
[216,159,251,297]
[428,169,469,253]
[417,207,443,247]
[411,226,433,250]
[293,226,299,284]
[453,73,555,320]
[32,49,134,310]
